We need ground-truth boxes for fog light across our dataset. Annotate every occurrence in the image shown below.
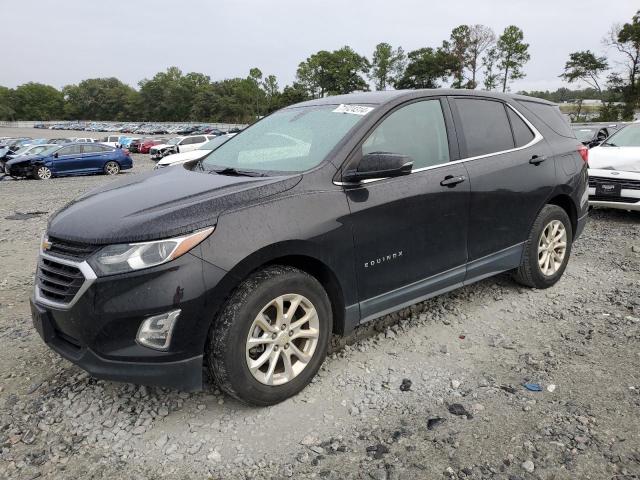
[136,309,180,351]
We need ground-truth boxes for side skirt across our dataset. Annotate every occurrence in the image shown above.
[351,243,525,328]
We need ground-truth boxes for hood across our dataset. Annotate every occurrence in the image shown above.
[157,149,205,166]
[47,167,301,244]
[6,153,45,166]
[589,146,640,172]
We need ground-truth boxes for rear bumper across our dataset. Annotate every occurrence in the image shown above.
[575,211,588,240]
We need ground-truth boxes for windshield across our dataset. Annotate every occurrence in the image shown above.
[167,137,182,145]
[202,105,369,173]
[199,136,232,150]
[572,127,595,142]
[603,124,640,147]
[12,145,32,154]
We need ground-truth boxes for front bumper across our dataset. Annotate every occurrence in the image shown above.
[30,251,228,391]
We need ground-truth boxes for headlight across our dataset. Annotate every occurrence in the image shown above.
[89,227,214,276]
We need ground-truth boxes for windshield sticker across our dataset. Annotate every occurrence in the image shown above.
[332,104,374,116]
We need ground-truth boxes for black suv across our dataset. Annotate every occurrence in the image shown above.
[31,90,588,405]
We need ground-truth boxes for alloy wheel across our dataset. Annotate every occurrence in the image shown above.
[245,293,320,386]
[37,166,52,180]
[105,161,120,175]
[537,220,567,276]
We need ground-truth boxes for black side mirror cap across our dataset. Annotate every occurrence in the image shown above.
[343,152,413,183]
[53,152,59,158]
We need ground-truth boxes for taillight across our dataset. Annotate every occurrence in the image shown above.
[578,144,588,163]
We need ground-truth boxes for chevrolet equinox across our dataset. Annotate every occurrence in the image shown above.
[31,90,589,405]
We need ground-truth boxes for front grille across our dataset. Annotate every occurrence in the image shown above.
[47,236,99,260]
[37,257,85,303]
[589,176,640,190]
[589,195,639,203]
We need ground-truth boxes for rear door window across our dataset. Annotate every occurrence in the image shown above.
[454,98,514,157]
[506,107,535,147]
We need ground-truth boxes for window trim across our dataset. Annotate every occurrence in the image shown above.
[335,101,542,186]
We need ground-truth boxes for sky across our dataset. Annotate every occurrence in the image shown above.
[1,0,637,93]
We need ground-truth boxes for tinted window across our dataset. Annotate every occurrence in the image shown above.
[84,144,109,153]
[192,136,205,144]
[517,100,573,138]
[362,100,449,169]
[507,107,535,147]
[58,145,82,155]
[455,99,514,157]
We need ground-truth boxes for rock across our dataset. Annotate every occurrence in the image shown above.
[448,403,473,419]
[400,379,412,392]
[155,434,169,448]
[207,450,222,462]
[366,444,390,459]
[369,469,387,480]
[521,460,535,473]
[440,344,449,354]
[451,379,461,389]
[300,434,317,446]
[282,463,294,477]
[310,445,325,455]
[21,429,36,445]
[157,407,169,417]
[427,417,445,430]
[546,384,556,393]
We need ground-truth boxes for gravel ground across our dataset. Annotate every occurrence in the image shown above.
[0,127,639,480]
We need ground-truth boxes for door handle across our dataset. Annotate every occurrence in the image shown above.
[440,175,466,187]
[529,154,547,165]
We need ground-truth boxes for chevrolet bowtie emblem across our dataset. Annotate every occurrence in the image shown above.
[42,238,52,251]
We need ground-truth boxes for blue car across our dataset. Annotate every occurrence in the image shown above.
[4,143,133,179]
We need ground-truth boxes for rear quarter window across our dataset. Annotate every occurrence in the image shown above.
[517,100,574,138]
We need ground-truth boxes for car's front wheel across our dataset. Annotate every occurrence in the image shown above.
[513,204,573,289]
[33,165,52,180]
[104,161,120,175]
[207,265,332,406]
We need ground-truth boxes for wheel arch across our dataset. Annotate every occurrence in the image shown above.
[208,242,349,337]
[546,193,577,236]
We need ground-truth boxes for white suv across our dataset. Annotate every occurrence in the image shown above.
[149,135,215,159]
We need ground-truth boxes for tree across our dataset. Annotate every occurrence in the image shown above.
[560,51,609,93]
[296,46,370,97]
[0,86,15,120]
[605,10,640,118]
[482,47,501,90]
[467,25,496,89]
[368,42,406,90]
[261,74,280,113]
[12,83,64,120]
[396,46,459,89]
[63,78,139,120]
[495,26,530,92]
[448,25,471,88]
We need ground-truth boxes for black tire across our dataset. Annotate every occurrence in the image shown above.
[104,161,120,175]
[513,204,573,289]
[207,265,332,406]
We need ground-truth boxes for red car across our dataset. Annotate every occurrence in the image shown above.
[138,138,167,154]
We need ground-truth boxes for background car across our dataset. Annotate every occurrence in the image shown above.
[70,137,98,143]
[139,138,167,154]
[588,122,640,211]
[5,143,57,161]
[572,123,620,148]
[149,135,215,159]
[5,143,133,179]
[154,134,236,169]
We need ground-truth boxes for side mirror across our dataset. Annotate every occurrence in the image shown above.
[343,152,413,183]
[54,152,59,158]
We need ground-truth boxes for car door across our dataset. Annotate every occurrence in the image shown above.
[343,98,470,321]
[53,144,83,173]
[449,97,555,282]
[80,144,111,172]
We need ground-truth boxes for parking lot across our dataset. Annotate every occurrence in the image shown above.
[0,127,639,479]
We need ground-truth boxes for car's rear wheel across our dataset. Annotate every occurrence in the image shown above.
[207,265,331,406]
[104,161,120,175]
[513,204,573,289]
[33,165,52,180]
